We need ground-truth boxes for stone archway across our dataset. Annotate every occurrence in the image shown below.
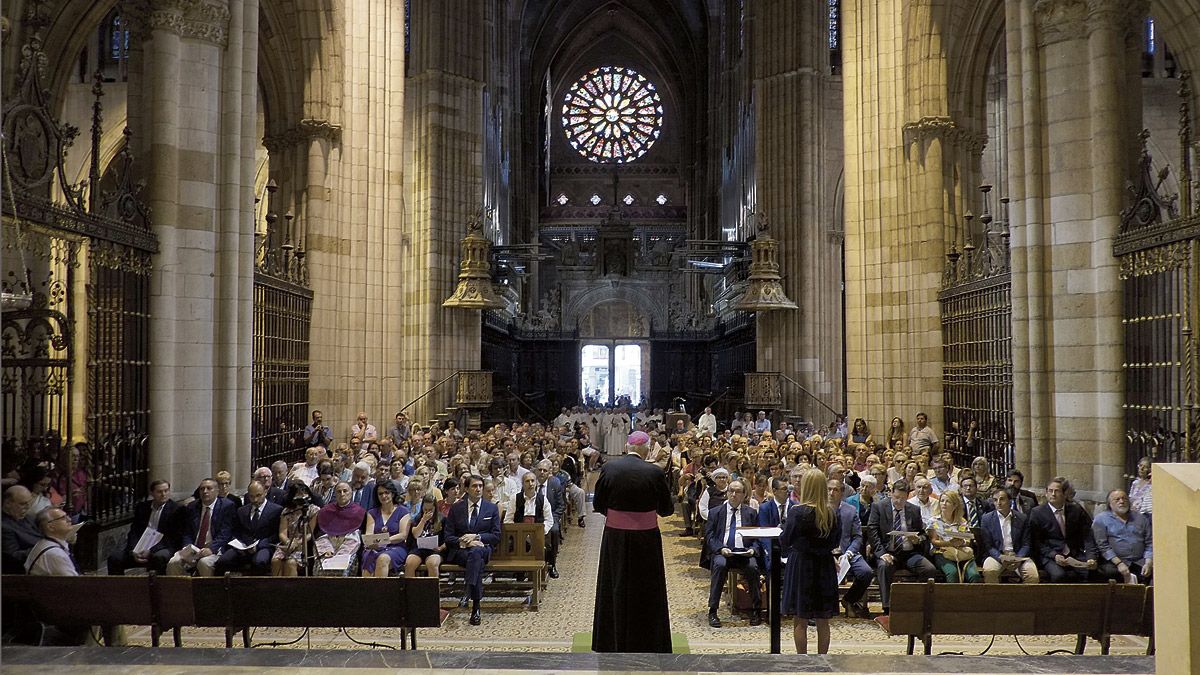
[560,281,667,334]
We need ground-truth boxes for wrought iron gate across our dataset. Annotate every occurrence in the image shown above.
[250,183,313,469]
[939,186,1016,478]
[1114,73,1200,472]
[2,34,157,523]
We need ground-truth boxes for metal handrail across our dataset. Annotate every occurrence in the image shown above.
[503,387,549,424]
[778,373,842,420]
[398,371,462,414]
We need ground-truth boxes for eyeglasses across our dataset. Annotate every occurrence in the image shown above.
[48,513,70,524]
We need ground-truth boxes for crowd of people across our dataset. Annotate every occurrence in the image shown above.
[1,405,1157,653]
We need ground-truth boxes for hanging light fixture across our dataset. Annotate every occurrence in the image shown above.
[443,207,506,310]
[733,208,797,312]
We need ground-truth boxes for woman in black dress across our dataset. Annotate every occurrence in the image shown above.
[780,467,840,654]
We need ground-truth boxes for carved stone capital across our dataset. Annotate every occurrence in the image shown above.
[133,0,231,47]
[1034,0,1088,47]
[902,116,988,156]
[1036,0,1148,47]
[262,118,343,152]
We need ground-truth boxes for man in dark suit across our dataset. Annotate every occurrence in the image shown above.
[829,479,874,618]
[1004,470,1038,515]
[214,481,283,576]
[980,487,1038,583]
[107,479,180,576]
[444,474,501,625]
[704,479,762,627]
[165,478,234,576]
[253,467,287,506]
[866,480,936,615]
[535,460,565,579]
[1028,478,1098,582]
[2,485,43,574]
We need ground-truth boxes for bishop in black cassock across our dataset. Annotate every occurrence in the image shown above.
[591,431,675,653]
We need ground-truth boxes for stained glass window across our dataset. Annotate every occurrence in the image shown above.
[590,194,602,206]
[622,194,635,206]
[562,66,663,164]
[655,194,668,205]
[556,193,570,205]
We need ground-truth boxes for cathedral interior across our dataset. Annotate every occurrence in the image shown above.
[2,0,1200,665]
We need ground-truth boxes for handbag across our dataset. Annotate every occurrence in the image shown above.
[938,545,974,562]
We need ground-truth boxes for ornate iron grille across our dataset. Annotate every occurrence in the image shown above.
[250,274,312,470]
[86,239,152,523]
[1114,73,1199,471]
[940,186,1015,478]
[2,32,157,526]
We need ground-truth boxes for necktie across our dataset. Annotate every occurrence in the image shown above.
[1055,508,1066,536]
[966,501,978,527]
[354,487,362,503]
[726,509,738,549]
[197,505,211,547]
[250,506,259,528]
[893,505,902,533]
[470,503,478,530]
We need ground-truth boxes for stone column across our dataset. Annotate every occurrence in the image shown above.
[842,0,961,430]
[1009,0,1147,494]
[400,0,485,423]
[751,0,844,424]
[138,0,255,490]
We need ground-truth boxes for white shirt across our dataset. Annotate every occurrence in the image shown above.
[697,413,717,437]
[503,490,554,535]
[291,462,319,486]
[350,422,378,442]
[25,538,78,576]
[724,505,746,549]
[908,495,938,529]
[148,502,166,531]
[997,510,1014,553]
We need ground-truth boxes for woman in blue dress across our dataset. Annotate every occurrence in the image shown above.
[780,467,840,654]
[361,481,409,577]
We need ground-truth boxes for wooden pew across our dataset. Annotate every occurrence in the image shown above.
[440,522,547,610]
[2,574,443,649]
[887,580,1154,655]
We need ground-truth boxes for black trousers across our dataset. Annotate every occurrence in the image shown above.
[107,547,172,576]
[709,553,761,612]
[546,525,560,566]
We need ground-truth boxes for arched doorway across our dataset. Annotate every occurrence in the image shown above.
[578,300,649,406]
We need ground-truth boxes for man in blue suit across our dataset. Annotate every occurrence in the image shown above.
[757,477,791,527]
[166,478,233,576]
[980,487,1039,583]
[704,479,762,627]
[214,481,283,576]
[829,479,874,618]
[445,474,501,625]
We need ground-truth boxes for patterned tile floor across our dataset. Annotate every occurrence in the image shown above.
[124,507,1151,655]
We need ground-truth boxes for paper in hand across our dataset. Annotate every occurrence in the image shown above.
[416,534,440,550]
[133,528,164,556]
[228,538,259,551]
[837,552,851,583]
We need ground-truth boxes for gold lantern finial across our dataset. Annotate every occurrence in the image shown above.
[732,208,798,312]
[443,207,506,310]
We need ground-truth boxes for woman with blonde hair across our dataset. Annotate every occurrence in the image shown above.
[927,489,981,583]
[780,468,840,654]
[969,456,998,495]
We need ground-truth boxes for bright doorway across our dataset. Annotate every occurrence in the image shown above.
[580,341,646,406]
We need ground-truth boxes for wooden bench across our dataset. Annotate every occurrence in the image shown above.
[2,574,442,649]
[440,522,547,610]
[887,580,1154,655]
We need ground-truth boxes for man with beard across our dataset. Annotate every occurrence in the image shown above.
[1092,489,1152,584]
[592,431,675,653]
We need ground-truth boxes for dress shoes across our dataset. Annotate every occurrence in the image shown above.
[548,565,559,579]
[680,528,694,537]
[469,608,481,626]
[458,596,470,609]
[578,516,586,528]
[749,612,762,626]
[708,612,722,628]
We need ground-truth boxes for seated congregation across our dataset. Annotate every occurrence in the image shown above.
[2,407,1155,653]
